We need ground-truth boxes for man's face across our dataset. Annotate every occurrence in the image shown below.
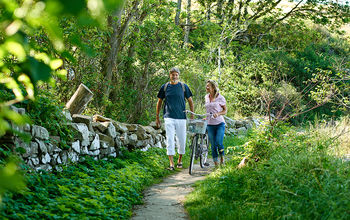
[169,71,179,82]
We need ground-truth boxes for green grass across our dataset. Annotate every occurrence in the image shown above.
[0,147,174,219]
[185,121,350,219]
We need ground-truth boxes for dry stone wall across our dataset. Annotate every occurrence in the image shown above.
[3,106,166,172]
[2,106,262,172]
[225,116,264,135]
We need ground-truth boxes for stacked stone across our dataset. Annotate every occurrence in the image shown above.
[224,116,265,136]
[3,106,264,172]
[3,107,166,172]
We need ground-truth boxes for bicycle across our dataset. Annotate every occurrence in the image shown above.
[185,110,211,175]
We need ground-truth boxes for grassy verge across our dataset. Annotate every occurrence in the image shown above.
[185,119,350,219]
[0,147,175,219]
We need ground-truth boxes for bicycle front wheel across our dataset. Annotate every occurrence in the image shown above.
[200,134,209,168]
[189,135,198,175]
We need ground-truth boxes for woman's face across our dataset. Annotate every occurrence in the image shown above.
[206,82,213,93]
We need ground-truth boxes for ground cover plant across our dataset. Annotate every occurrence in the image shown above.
[0,147,179,219]
[184,119,350,219]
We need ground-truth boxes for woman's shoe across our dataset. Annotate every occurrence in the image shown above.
[220,156,225,165]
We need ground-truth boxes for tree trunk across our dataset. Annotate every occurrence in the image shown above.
[66,84,94,115]
[175,0,182,25]
[206,5,211,21]
[226,0,235,24]
[102,0,140,98]
[101,9,124,98]
[217,0,223,25]
[218,46,221,83]
[132,42,155,122]
[183,0,191,47]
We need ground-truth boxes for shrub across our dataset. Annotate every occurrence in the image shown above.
[185,123,350,219]
[0,148,171,219]
[17,94,75,149]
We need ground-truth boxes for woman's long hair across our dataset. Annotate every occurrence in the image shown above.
[207,80,219,98]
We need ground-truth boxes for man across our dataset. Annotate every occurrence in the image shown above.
[156,67,194,170]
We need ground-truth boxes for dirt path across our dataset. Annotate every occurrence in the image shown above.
[131,159,215,220]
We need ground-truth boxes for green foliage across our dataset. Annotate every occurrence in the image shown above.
[0,156,26,204]
[1,0,350,215]
[14,0,348,126]
[20,94,75,149]
[226,123,290,161]
[0,105,30,137]
[0,148,171,219]
[1,0,122,199]
[185,124,350,219]
[219,34,349,119]
[213,51,273,116]
[0,0,123,134]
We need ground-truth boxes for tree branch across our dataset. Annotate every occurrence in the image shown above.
[265,0,303,33]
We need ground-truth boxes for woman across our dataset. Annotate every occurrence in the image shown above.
[205,80,227,166]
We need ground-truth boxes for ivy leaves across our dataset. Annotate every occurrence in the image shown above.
[1,148,170,219]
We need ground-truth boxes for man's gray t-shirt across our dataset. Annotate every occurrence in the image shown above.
[157,82,193,119]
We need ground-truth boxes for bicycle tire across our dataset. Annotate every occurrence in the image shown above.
[200,134,209,168]
[189,135,198,175]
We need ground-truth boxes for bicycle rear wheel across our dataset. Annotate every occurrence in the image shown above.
[189,135,198,175]
[200,134,209,168]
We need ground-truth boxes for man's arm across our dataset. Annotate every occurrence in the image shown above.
[187,97,194,119]
[156,98,163,128]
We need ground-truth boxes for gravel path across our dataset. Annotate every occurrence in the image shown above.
[131,159,215,220]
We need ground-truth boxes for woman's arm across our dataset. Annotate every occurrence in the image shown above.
[213,105,227,118]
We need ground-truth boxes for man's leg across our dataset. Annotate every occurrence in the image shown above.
[168,155,174,168]
[175,119,187,166]
[177,154,182,168]
[165,118,176,168]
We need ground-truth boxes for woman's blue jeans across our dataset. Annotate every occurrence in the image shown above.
[207,122,225,162]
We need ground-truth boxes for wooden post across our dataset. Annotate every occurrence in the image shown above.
[237,157,248,169]
[65,84,93,115]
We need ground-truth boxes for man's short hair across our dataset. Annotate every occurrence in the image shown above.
[170,67,180,74]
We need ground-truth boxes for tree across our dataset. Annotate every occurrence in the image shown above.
[101,0,139,98]
[191,0,350,49]
[183,0,192,47]
[0,0,122,202]
[175,0,182,25]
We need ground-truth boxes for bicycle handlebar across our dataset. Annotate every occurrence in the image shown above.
[185,110,235,122]
[184,110,212,118]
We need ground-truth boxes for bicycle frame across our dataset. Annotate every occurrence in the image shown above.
[185,110,210,175]
[189,133,209,173]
